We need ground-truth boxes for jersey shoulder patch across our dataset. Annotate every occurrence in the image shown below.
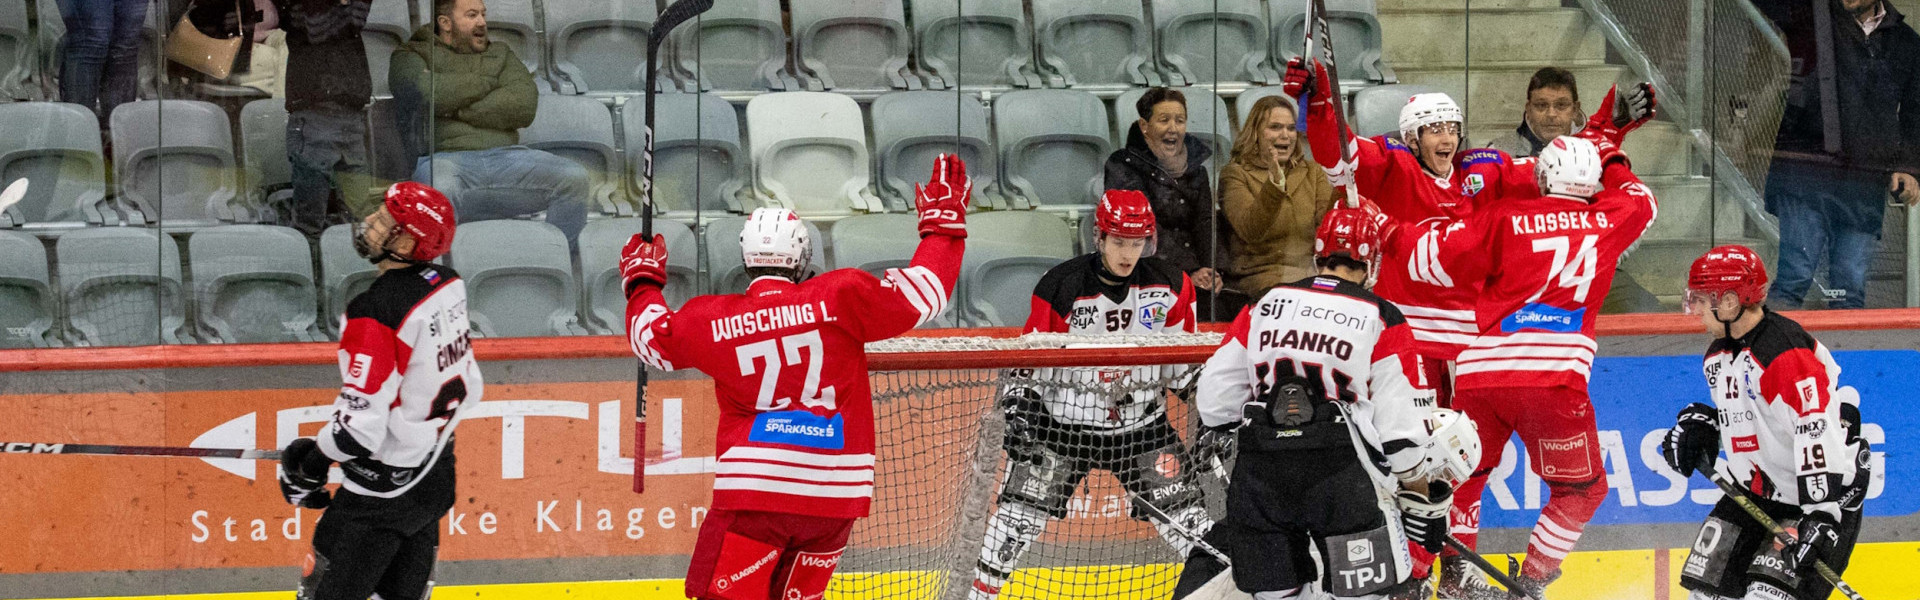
[348,264,459,329]
[1458,148,1507,167]
[1383,135,1411,154]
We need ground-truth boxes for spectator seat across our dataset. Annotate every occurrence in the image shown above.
[1271,0,1396,85]
[1234,85,1292,126]
[189,225,322,343]
[623,92,747,216]
[364,0,413,97]
[450,220,586,337]
[1353,84,1444,139]
[239,98,294,213]
[959,211,1075,327]
[790,0,917,92]
[664,0,796,93]
[55,227,192,346]
[704,215,827,295]
[520,95,625,216]
[993,89,1111,209]
[0,0,29,100]
[320,223,377,336]
[109,100,246,226]
[909,0,1041,90]
[417,0,547,90]
[871,91,999,211]
[0,102,110,225]
[545,0,656,94]
[1031,0,1161,89]
[830,213,961,328]
[578,217,698,334]
[745,92,880,215]
[0,230,58,347]
[1153,0,1277,86]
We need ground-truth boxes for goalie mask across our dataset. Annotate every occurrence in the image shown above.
[740,207,812,278]
[1420,408,1482,485]
[1536,136,1604,200]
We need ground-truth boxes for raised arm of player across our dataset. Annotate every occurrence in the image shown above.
[1284,57,1379,192]
[622,234,685,372]
[838,154,970,342]
[1368,305,1433,480]
[1763,345,1855,522]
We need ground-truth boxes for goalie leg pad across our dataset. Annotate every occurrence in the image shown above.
[974,500,1051,597]
[997,445,1089,519]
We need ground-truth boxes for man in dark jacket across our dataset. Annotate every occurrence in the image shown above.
[279,0,374,236]
[1755,0,1920,309]
[389,0,589,244]
[1105,87,1237,320]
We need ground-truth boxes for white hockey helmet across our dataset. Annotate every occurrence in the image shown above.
[1399,93,1464,143]
[740,207,812,273]
[1535,136,1604,200]
[1420,408,1483,486]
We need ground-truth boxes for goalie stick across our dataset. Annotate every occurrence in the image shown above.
[631,0,714,495]
[1698,458,1866,600]
[1298,0,1360,209]
[1,442,281,461]
[1120,485,1231,568]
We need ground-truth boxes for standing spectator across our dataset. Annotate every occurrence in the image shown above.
[1755,0,1920,309]
[1106,87,1234,319]
[1217,95,1334,296]
[278,0,374,236]
[1482,67,1585,158]
[58,0,149,129]
[389,0,589,244]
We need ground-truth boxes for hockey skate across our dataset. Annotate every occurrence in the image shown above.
[1387,570,1434,600]
[1507,569,1559,600]
[1435,556,1508,600]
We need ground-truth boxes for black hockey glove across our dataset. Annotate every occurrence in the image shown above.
[1191,424,1237,476]
[1613,82,1658,129]
[278,438,333,509]
[1396,481,1452,554]
[1000,387,1046,464]
[1783,512,1841,576]
[1660,403,1719,478]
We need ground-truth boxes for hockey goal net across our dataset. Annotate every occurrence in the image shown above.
[834,331,1226,600]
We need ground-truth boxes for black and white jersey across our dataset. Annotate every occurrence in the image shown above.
[318,263,483,498]
[1703,310,1861,522]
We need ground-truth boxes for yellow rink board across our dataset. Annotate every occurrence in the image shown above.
[30,542,1920,600]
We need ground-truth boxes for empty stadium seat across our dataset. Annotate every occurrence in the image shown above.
[1271,0,1395,85]
[745,92,880,215]
[578,218,698,334]
[665,0,797,93]
[450,220,586,337]
[994,89,1111,209]
[1352,84,1443,139]
[109,100,245,226]
[364,0,413,97]
[189,225,322,343]
[546,0,656,94]
[520,95,624,216]
[790,0,917,92]
[959,211,1075,327]
[1235,85,1292,125]
[0,0,30,100]
[910,0,1042,89]
[0,231,58,348]
[417,0,547,90]
[239,98,293,212]
[1153,0,1277,86]
[0,102,111,225]
[1113,86,1235,176]
[1031,0,1162,89]
[830,213,961,328]
[320,224,377,335]
[623,92,747,215]
[704,215,827,295]
[55,227,192,346]
[871,91,998,211]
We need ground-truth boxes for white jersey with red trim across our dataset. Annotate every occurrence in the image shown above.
[1704,311,1862,522]
[1388,161,1657,392]
[319,263,482,498]
[1014,254,1197,433]
[625,236,963,519]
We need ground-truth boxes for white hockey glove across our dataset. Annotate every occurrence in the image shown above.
[1396,482,1452,554]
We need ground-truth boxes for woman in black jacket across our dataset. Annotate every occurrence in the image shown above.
[1105,87,1237,320]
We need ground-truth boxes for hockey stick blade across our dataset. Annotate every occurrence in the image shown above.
[1699,459,1866,600]
[0,178,27,213]
[1441,536,1542,600]
[1,442,281,461]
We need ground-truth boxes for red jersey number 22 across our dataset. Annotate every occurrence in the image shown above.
[737,330,838,411]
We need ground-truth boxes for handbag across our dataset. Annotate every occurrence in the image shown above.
[165,0,247,79]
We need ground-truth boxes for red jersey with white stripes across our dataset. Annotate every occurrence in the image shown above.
[1390,161,1657,392]
[625,236,963,519]
[1303,102,1539,359]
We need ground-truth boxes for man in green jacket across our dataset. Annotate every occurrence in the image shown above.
[389,0,588,244]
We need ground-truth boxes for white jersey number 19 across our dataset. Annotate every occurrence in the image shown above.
[1528,234,1599,303]
[737,330,837,411]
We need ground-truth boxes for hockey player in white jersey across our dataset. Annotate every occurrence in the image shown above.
[1172,207,1480,600]
[1664,245,1869,600]
[968,190,1209,600]
[276,182,482,600]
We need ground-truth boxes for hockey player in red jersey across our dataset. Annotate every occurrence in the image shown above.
[1663,246,1868,600]
[622,155,969,600]
[277,182,481,600]
[1377,134,1658,597]
[1171,207,1480,600]
[968,189,1205,600]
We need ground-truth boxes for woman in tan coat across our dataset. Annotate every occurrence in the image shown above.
[1219,95,1336,296]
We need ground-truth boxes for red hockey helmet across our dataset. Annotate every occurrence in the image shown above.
[1096,189,1157,239]
[1314,206,1382,268]
[383,182,456,261]
[1686,244,1768,311]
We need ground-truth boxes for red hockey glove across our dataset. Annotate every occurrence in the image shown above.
[1282,57,1334,113]
[1578,83,1657,147]
[620,233,669,298]
[915,153,970,239]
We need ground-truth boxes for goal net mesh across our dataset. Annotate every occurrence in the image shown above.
[830,332,1226,600]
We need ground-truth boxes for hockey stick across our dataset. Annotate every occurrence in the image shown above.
[1698,460,1866,600]
[1295,0,1315,135]
[1441,535,1541,600]
[1,441,281,461]
[1300,0,1361,209]
[1120,486,1232,568]
[632,0,714,495]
